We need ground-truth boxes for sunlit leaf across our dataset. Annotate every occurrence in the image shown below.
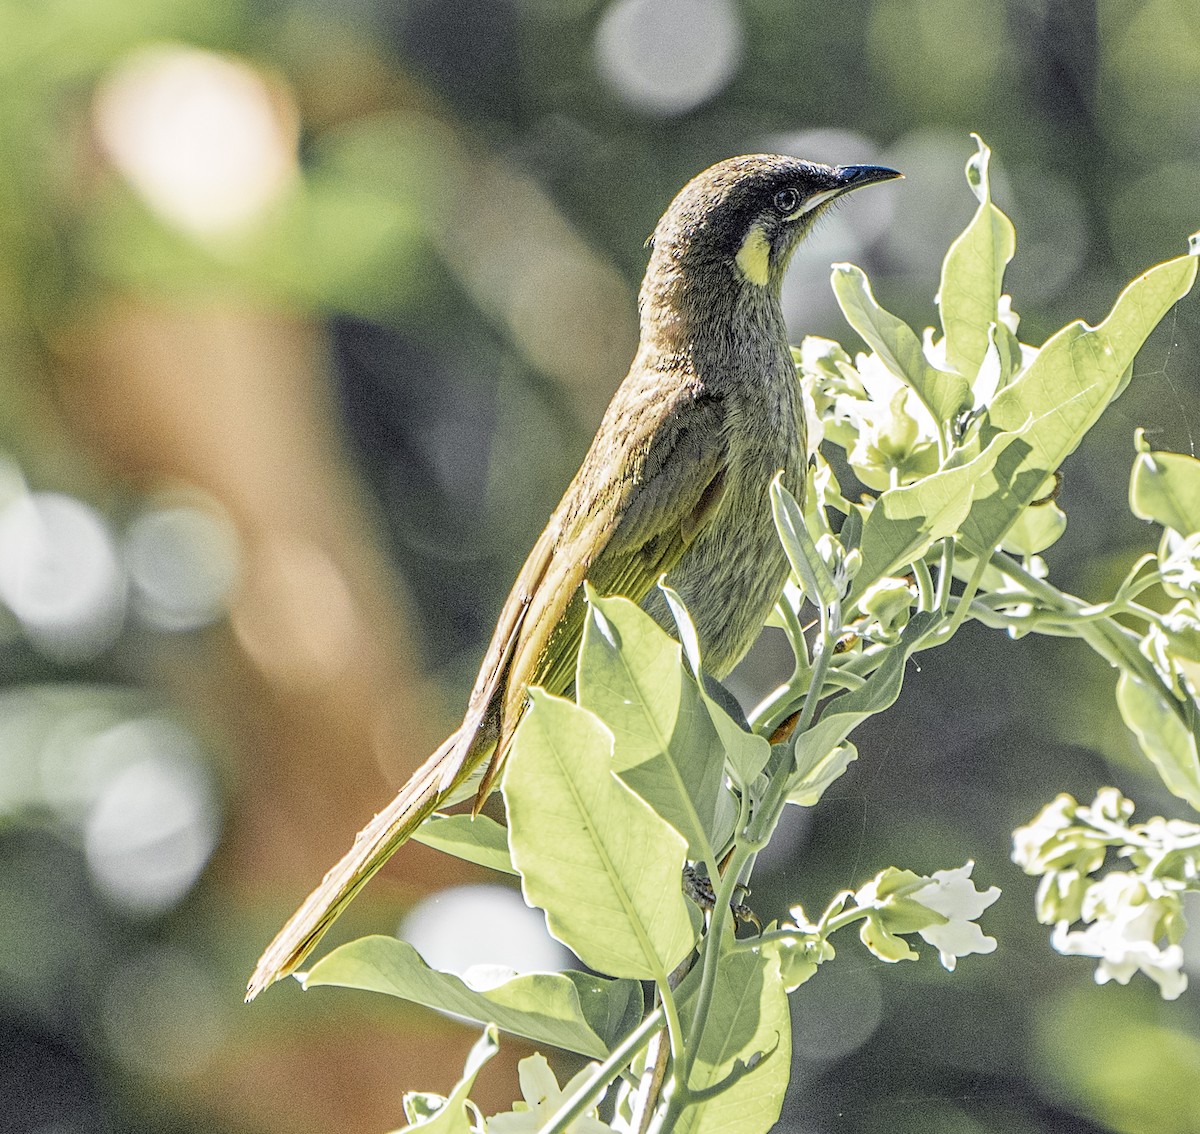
[962,251,1199,555]
[303,937,640,1058]
[832,263,971,422]
[851,430,1016,602]
[660,582,764,819]
[1115,674,1200,810]
[709,697,771,790]
[393,1025,498,1134]
[1130,447,1200,536]
[1001,501,1068,557]
[502,690,695,980]
[676,940,791,1134]
[579,591,729,862]
[412,814,516,876]
[939,135,1016,380]
[660,580,704,676]
[771,476,839,608]
[788,741,858,807]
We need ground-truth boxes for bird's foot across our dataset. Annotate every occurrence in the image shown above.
[682,864,762,930]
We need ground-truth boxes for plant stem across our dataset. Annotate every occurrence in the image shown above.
[929,554,987,646]
[935,537,956,614]
[653,596,848,1128]
[540,1007,665,1134]
[913,555,936,612]
[679,842,751,1085]
[985,551,1183,714]
[657,978,686,1075]
[776,596,812,685]
[792,600,842,738]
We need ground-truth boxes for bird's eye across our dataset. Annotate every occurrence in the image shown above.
[773,187,801,215]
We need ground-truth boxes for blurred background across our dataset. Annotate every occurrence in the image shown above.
[1,0,1199,1131]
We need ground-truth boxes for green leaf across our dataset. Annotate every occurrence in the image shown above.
[831,262,971,422]
[851,430,1016,602]
[1001,501,1068,556]
[677,942,791,1134]
[660,580,763,822]
[763,931,834,992]
[859,912,920,964]
[993,317,1024,390]
[788,741,858,806]
[1115,674,1200,810]
[660,580,704,676]
[1130,447,1200,536]
[502,690,695,980]
[792,613,935,776]
[962,251,1199,555]
[303,937,640,1059]
[393,1025,499,1134]
[412,814,516,876]
[939,135,1016,380]
[839,504,865,554]
[771,476,839,608]
[709,696,772,790]
[578,591,729,863]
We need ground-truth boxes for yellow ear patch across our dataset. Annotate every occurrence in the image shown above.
[735,223,771,287]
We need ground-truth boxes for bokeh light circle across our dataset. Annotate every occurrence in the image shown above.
[399,882,570,984]
[594,0,743,117]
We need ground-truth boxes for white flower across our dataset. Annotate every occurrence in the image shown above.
[996,294,1020,335]
[487,1054,613,1134]
[1160,529,1200,594]
[910,861,1001,971]
[1157,599,1200,691]
[1012,792,1079,874]
[824,351,941,489]
[922,326,947,371]
[923,300,1037,403]
[973,332,1003,408]
[1049,872,1189,1001]
[851,863,999,970]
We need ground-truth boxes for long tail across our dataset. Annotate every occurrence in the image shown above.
[245,724,494,1001]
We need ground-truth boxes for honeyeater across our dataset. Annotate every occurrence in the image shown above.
[247,153,900,1000]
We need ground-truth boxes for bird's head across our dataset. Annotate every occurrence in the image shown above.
[647,154,901,299]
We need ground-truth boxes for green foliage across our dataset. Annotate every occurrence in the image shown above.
[504,689,696,983]
[939,135,1017,381]
[395,1026,499,1134]
[292,138,1199,1133]
[304,937,639,1059]
[412,814,518,875]
[673,938,790,1134]
[578,587,733,871]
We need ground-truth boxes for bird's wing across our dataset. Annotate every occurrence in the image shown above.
[473,379,730,796]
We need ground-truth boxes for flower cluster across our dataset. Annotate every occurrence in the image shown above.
[774,861,999,989]
[1160,530,1200,596]
[487,1055,613,1134]
[800,337,939,491]
[1141,598,1200,697]
[403,1050,615,1134]
[1012,788,1199,999]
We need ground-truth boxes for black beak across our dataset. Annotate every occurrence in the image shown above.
[830,164,903,192]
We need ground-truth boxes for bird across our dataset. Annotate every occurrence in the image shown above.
[247,153,900,1000]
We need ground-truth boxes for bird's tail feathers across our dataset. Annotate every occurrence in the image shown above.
[245,724,493,1001]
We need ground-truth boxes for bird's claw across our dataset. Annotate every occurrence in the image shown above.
[682,865,762,930]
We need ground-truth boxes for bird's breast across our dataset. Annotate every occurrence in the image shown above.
[643,343,805,679]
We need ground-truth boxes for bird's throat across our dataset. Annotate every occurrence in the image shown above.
[734,223,772,287]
